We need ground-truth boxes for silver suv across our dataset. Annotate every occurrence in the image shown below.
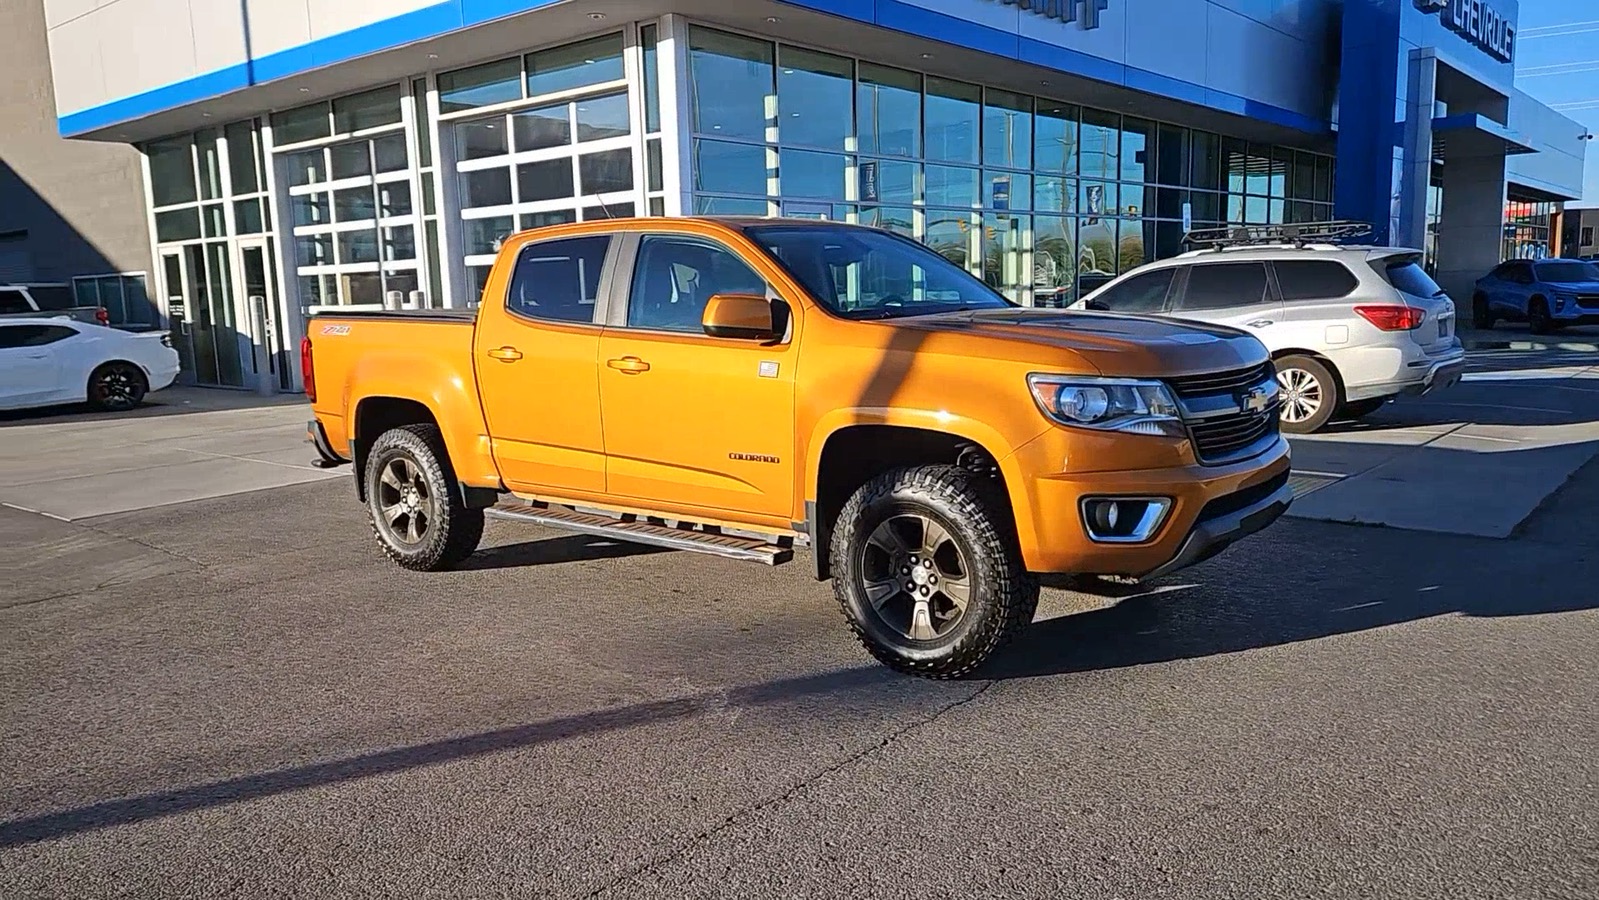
[1072,223,1467,433]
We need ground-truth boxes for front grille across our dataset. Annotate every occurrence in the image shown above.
[1166,362,1280,464]
[1167,361,1275,399]
[1189,408,1279,461]
[1576,294,1599,310]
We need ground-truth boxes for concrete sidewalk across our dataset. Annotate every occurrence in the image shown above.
[1286,344,1599,538]
[0,387,339,521]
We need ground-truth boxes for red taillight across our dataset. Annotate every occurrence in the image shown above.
[300,335,316,402]
[1354,305,1425,331]
[95,307,109,325]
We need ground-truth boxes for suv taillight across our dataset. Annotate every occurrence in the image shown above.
[95,307,109,325]
[300,335,316,402]
[1354,305,1425,331]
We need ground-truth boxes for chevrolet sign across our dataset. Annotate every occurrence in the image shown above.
[999,0,1111,30]
[1414,0,1516,63]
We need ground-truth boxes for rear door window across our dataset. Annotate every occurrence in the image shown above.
[1087,268,1175,313]
[1273,260,1358,300]
[1380,259,1445,297]
[503,235,611,324]
[1172,262,1270,312]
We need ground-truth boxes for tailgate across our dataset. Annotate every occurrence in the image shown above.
[1370,253,1457,351]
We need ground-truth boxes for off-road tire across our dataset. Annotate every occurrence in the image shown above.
[1528,297,1554,335]
[1275,354,1340,434]
[87,361,147,412]
[1472,292,1496,330]
[365,424,484,571]
[1340,398,1387,420]
[829,465,1038,679]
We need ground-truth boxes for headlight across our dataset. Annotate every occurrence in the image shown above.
[1027,374,1184,436]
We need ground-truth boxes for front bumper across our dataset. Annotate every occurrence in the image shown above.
[1007,431,1292,577]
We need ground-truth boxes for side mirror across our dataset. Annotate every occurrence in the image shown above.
[701,293,778,340]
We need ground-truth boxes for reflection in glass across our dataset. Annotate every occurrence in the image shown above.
[148,137,198,206]
[271,103,331,145]
[1080,181,1117,220]
[226,122,260,194]
[641,24,661,132]
[378,182,413,217]
[579,149,633,194]
[1223,137,1247,192]
[779,148,847,199]
[292,193,330,227]
[694,139,768,195]
[335,186,376,222]
[583,202,633,220]
[924,77,980,165]
[1245,145,1271,195]
[861,206,914,237]
[460,168,513,208]
[283,149,326,187]
[987,172,1030,211]
[333,86,403,133]
[467,266,492,306]
[575,93,631,141]
[1080,109,1119,181]
[234,199,265,234]
[339,229,380,264]
[513,104,570,150]
[520,209,577,230]
[344,273,383,305]
[983,213,1029,302]
[1119,221,1151,271]
[528,34,625,96]
[777,46,852,150]
[924,165,978,208]
[1246,195,1269,224]
[983,89,1032,170]
[689,27,774,141]
[374,133,408,172]
[1034,102,1078,175]
[857,63,920,157]
[457,120,508,160]
[155,208,201,242]
[331,142,372,179]
[924,212,972,269]
[1190,131,1221,190]
[518,157,575,202]
[694,196,770,215]
[1078,219,1118,293]
[1120,118,1152,183]
[864,159,917,205]
[464,216,515,255]
[1033,215,1076,307]
[201,203,226,238]
[383,225,417,261]
[1034,176,1075,213]
[439,58,522,113]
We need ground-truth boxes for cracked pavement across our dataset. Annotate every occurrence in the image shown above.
[2,455,1597,898]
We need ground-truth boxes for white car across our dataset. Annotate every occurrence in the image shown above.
[0,318,180,412]
[1072,223,1467,433]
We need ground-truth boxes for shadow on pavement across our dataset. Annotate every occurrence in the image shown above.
[462,534,668,569]
[0,388,304,427]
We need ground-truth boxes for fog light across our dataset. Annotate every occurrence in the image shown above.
[1081,497,1172,543]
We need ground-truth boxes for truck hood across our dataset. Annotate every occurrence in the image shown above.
[1545,280,1599,292]
[894,308,1268,377]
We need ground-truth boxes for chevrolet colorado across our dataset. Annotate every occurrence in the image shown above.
[304,217,1293,678]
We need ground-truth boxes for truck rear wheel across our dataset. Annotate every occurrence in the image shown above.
[365,424,484,571]
[829,466,1038,679]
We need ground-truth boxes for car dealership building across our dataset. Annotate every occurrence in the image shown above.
[24,0,1589,391]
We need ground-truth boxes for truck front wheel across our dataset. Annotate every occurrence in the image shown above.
[829,466,1038,679]
[364,424,484,571]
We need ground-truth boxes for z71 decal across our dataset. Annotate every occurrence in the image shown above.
[320,324,352,335]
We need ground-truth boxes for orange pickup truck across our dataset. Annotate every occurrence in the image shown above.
[304,217,1293,678]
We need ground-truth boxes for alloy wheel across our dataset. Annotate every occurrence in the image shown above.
[376,456,435,546]
[858,513,972,642]
[1277,367,1323,426]
[93,365,141,408]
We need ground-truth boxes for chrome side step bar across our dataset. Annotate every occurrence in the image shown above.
[485,499,793,566]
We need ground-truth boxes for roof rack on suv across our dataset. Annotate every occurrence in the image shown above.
[1181,220,1374,252]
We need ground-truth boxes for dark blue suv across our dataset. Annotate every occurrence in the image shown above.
[1472,258,1599,333]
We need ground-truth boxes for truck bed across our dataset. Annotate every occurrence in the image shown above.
[312,308,477,323]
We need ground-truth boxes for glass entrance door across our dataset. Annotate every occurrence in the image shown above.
[160,244,246,387]
[236,238,291,390]
[159,250,197,383]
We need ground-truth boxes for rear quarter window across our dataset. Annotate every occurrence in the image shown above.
[1376,259,1443,298]
[1273,260,1358,300]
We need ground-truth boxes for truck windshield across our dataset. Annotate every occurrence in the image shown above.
[1535,261,1599,283]
[746,224,1013,319]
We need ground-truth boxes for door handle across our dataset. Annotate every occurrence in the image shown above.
[607,356,651,374]
[1245,319,1274,328]
[487,346,522,362]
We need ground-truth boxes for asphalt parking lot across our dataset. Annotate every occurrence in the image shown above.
[2,345,1597,899]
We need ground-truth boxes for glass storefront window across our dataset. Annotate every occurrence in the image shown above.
[578,149,632,194]
[272,103,332,145]
[694,139,769,195]
[148,137,197,207]
[695,196,771,215]
[641,24,661,133]
[458,120,508,160]
[778,46,853,150]
[1190,131,1221,191]
[226,122,260,194]
[1034,103,1078,175]
[527,33,625,97]
[1080,181,1116,219]
[1245,145,1271,195]
[689,28,774,141]
[857,64,920,158]
[983,89,1032,171]
[924,212,972,269]
[1156,124,1186,187]
[195,129,223,201]
[440,58,523,113]
[986,172,1030,211]
[647,140,663,193]
[1079,109,1119,182]
[861,206,915,237]
[925,164,979,208]
[863,159,917,205]
[924,77,980,165]
[333,86,403,133]
[1119,118,1152,184]
[1034,176,1074,213]
[1033,215,1076,307]
[575,93,631,141]
[155,208,201,242]
[1078,219,1118,290]
[779,148,847,199]
[464,216,514,255]
[460,168,514,208]
[513,104,572,150]
[283,149,327,186]
[331,142,372,179]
